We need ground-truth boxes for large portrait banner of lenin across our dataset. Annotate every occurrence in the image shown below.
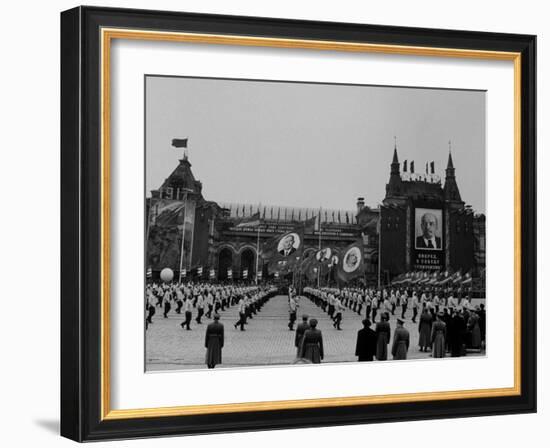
[414,207,444,270]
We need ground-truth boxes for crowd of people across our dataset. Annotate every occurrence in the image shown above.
[146,281,485,368]
[145,281,278,367]
[146,282,278,327]
[301,285,486,361]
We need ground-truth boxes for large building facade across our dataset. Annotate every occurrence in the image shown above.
[146,154,362,282]
[146,148,484,285]
[357,147,478,283]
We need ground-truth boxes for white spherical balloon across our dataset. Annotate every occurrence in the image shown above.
[160,268,174,283]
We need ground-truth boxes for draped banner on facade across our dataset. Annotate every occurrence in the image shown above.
[146,197,196,272]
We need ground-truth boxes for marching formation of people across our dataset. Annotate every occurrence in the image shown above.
[146,281,278,368]
[147,281,485,368]
[303,285,486,360]
[146,282,278,327]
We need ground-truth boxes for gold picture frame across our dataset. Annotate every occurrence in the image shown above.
[61,6,536,441]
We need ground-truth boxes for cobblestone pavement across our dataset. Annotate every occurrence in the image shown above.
[146,295,483,371]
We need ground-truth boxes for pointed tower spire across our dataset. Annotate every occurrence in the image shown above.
[446,142,455,177]
[447,141,455,170]
[444,141,462,202]
[386,137,402,197]
[391,137,400,175]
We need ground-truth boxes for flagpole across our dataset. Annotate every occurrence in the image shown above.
[178,189,193,282]
[172,138,190,283]
[255,225,260,285]
[145,197,154,279]
[178,191,188,284]
[377,204,382,291]
[317,207,322,288]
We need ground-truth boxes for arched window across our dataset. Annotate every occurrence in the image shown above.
[218,248,233,280]
[240,248,255,278]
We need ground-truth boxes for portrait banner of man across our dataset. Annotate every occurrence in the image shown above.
[415,208,443,250]
[277,232,301,257]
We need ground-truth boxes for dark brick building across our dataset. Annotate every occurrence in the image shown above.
[356,146,476,283]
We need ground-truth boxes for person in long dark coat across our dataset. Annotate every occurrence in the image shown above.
[295,314,310,356]
[205,313,224,369]
[442,308,452,353]
[418,306,433,352]
[375,313,391,360]
[431,312,447,358]
[477,304,486,344]
[391,318,410,360]
[355,319,377,361]
[299,319,324,363]
[467,311,482,349]
[448,311,467,357]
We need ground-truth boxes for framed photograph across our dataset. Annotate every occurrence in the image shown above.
[60,6,536,441]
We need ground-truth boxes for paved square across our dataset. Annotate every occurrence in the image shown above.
[146,294,484,371]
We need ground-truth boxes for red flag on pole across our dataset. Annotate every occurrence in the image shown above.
[171,138,188,148]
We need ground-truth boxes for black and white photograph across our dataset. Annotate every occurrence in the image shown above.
[415,208,443,250]
[144,75,487,371]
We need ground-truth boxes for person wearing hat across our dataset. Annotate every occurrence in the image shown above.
[431,312,447,358]
[299,318,324,364]
[295,314,310,356]
[355,319,377,362]
[467,309,482,350]
[418,304,433,352]
[448,308,467,357]
[375,312,391,361]
[205,313,224,369]
[477,303,486,345]
[391,317,410,360]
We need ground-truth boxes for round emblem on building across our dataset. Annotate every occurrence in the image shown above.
[316,247,332,262]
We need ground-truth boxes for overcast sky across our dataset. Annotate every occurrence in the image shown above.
[145,76,486,213]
